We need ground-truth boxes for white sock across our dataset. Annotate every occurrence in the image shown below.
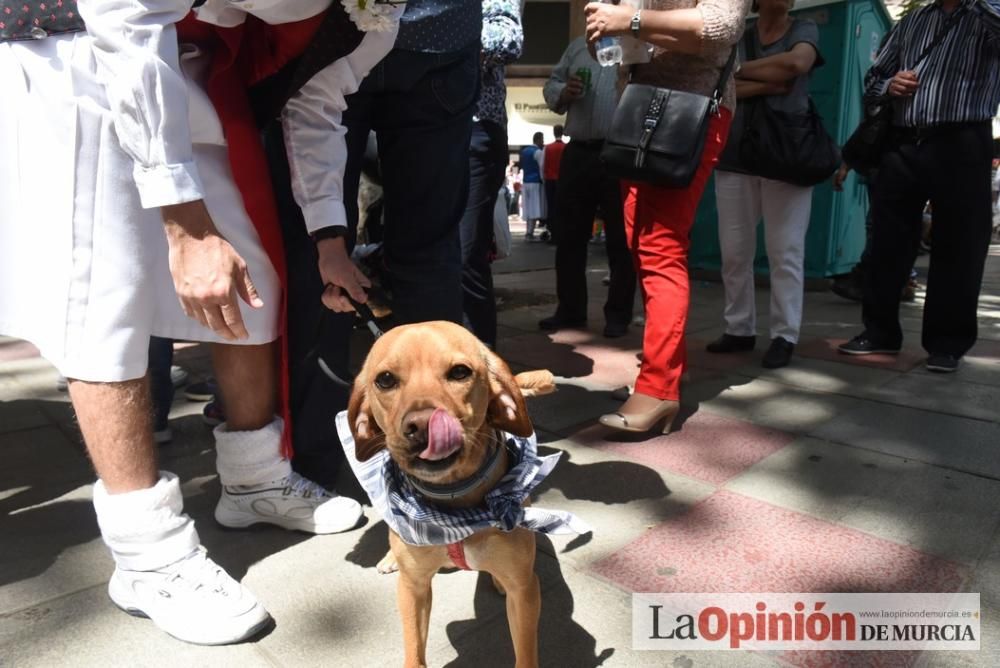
[214,417,291,487]
[93,472,200,572]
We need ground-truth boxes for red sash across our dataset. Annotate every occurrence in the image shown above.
[176,12,325,458]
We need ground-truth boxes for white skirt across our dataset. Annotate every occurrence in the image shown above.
[520,182,547,221]
[0,33,280,383]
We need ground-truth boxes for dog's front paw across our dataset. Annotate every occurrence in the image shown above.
[376,550,399,574]
[515,370,556,398]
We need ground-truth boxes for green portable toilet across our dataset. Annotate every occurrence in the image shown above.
[689,0,894,279]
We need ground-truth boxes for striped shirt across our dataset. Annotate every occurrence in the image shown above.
[864,0,1000,128]
[336,412,591,547]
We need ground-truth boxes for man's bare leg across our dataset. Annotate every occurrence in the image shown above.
[68,377,158,493]
[211,342,276,430]
[210,340,362,534]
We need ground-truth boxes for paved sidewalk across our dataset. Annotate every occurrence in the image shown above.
[2,227,999,667]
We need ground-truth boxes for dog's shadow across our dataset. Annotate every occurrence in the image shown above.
[444,536,614,667]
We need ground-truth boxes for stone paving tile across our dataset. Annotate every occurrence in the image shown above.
[718,356,902,403]
[591,489,967,597]
[872,373,1000,424]
[439,552,780,668]
[532,430,715,570]
[500,329,641,390]
[726,437,1000,565]
[795,337,925,373]
[810,400,1000,480]
[689,377,859,436]
[576,414,794,486]
[0,585,270,668]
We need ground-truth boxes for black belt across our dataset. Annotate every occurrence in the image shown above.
[891,121,989,144]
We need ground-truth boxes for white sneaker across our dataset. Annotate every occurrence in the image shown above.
[108,547,270,646]
[215,472,363,534]
[170,365,189,388]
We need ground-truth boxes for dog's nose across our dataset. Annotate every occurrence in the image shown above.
[402,408,435,443]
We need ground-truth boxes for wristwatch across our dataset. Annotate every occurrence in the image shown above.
[630,10,642,38]
[310,226,349,243]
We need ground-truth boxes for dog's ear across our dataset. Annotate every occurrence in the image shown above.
[485,349,534,437]
[347,373,386,462]
[515,370,557,398]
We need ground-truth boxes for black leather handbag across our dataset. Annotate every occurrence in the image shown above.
[734,29,840,187]
[601,46,738,188]
[842,7,965,173]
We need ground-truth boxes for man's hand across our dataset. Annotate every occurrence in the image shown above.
[559,75,586,107]
[316,237,371,312]
[888,70,919,97]
[585,1,631,43]
[161,200,263,341]
[832,163,851,191]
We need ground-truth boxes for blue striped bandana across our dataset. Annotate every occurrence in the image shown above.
[336,411,591,546]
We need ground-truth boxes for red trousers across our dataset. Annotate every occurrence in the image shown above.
[622,109,732,401]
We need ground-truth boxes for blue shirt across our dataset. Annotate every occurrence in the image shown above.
[396,0,482,53]
[520,145,542,183]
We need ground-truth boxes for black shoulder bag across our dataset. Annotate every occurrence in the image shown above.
[841,7,965,174]
[735,27,841,186]
[600,46,738,188]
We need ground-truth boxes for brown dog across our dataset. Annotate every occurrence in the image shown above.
[347,321,556,668]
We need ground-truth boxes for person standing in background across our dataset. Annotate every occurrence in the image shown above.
[839,0,1000,373]
[520,132,548,239]
[460,0,524,348]
[542,125,568,243]
[539,36,637,339]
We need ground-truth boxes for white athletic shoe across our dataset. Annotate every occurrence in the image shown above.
[108,547,270,646]
[215,472,363,534]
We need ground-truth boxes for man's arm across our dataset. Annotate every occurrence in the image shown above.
[972,0,1000,45]
[281,22,404,312]
[735,79,791,99]
[481,0,523,67]
[737,44,819,82]
[78,0,203,208]
[543,41,579,113]
[79,0,263,340]
[863,25,902,104]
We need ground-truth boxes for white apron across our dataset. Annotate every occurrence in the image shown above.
[0,32,280,382]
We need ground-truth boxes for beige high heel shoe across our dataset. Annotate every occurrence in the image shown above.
[599,399,680,434]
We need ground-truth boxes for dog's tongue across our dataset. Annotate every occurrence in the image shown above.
[419,409,463,461]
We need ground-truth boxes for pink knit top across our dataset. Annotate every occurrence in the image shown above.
[630,0,751,111]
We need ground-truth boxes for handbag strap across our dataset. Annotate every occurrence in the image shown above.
[908,6,966,70]
[710,43,739,113]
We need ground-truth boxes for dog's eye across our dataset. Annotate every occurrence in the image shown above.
[447,364,473,381]
[374,371,398,390]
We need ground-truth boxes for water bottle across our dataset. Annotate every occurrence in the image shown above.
[596,36,623,67]
[594,0,623,66]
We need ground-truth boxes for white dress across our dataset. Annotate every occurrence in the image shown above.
[0,0,399,382]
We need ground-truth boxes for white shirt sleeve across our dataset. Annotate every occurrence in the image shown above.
[78,0,204,209]
[281,23,401,233]
[536,148,545,177]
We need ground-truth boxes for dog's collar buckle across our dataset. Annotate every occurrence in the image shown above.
[405,434,511,502]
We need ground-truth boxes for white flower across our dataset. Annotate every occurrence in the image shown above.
[341,0,404,33]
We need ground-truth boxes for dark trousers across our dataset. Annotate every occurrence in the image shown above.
[864,121,993,356]
[343,45,479,324]
[275,46,478,482]
[148,336,174,431]
[554,141,636,326]
[544,179,559,231]
[461,120,508,348]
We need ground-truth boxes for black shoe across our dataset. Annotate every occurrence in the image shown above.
[603,322,629,338]
[830,275,864,302]
[762,337,795,369]
[838,334,901,356]
[926,354,959,373]
[539,314,587,332]
[706,333,756,353]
